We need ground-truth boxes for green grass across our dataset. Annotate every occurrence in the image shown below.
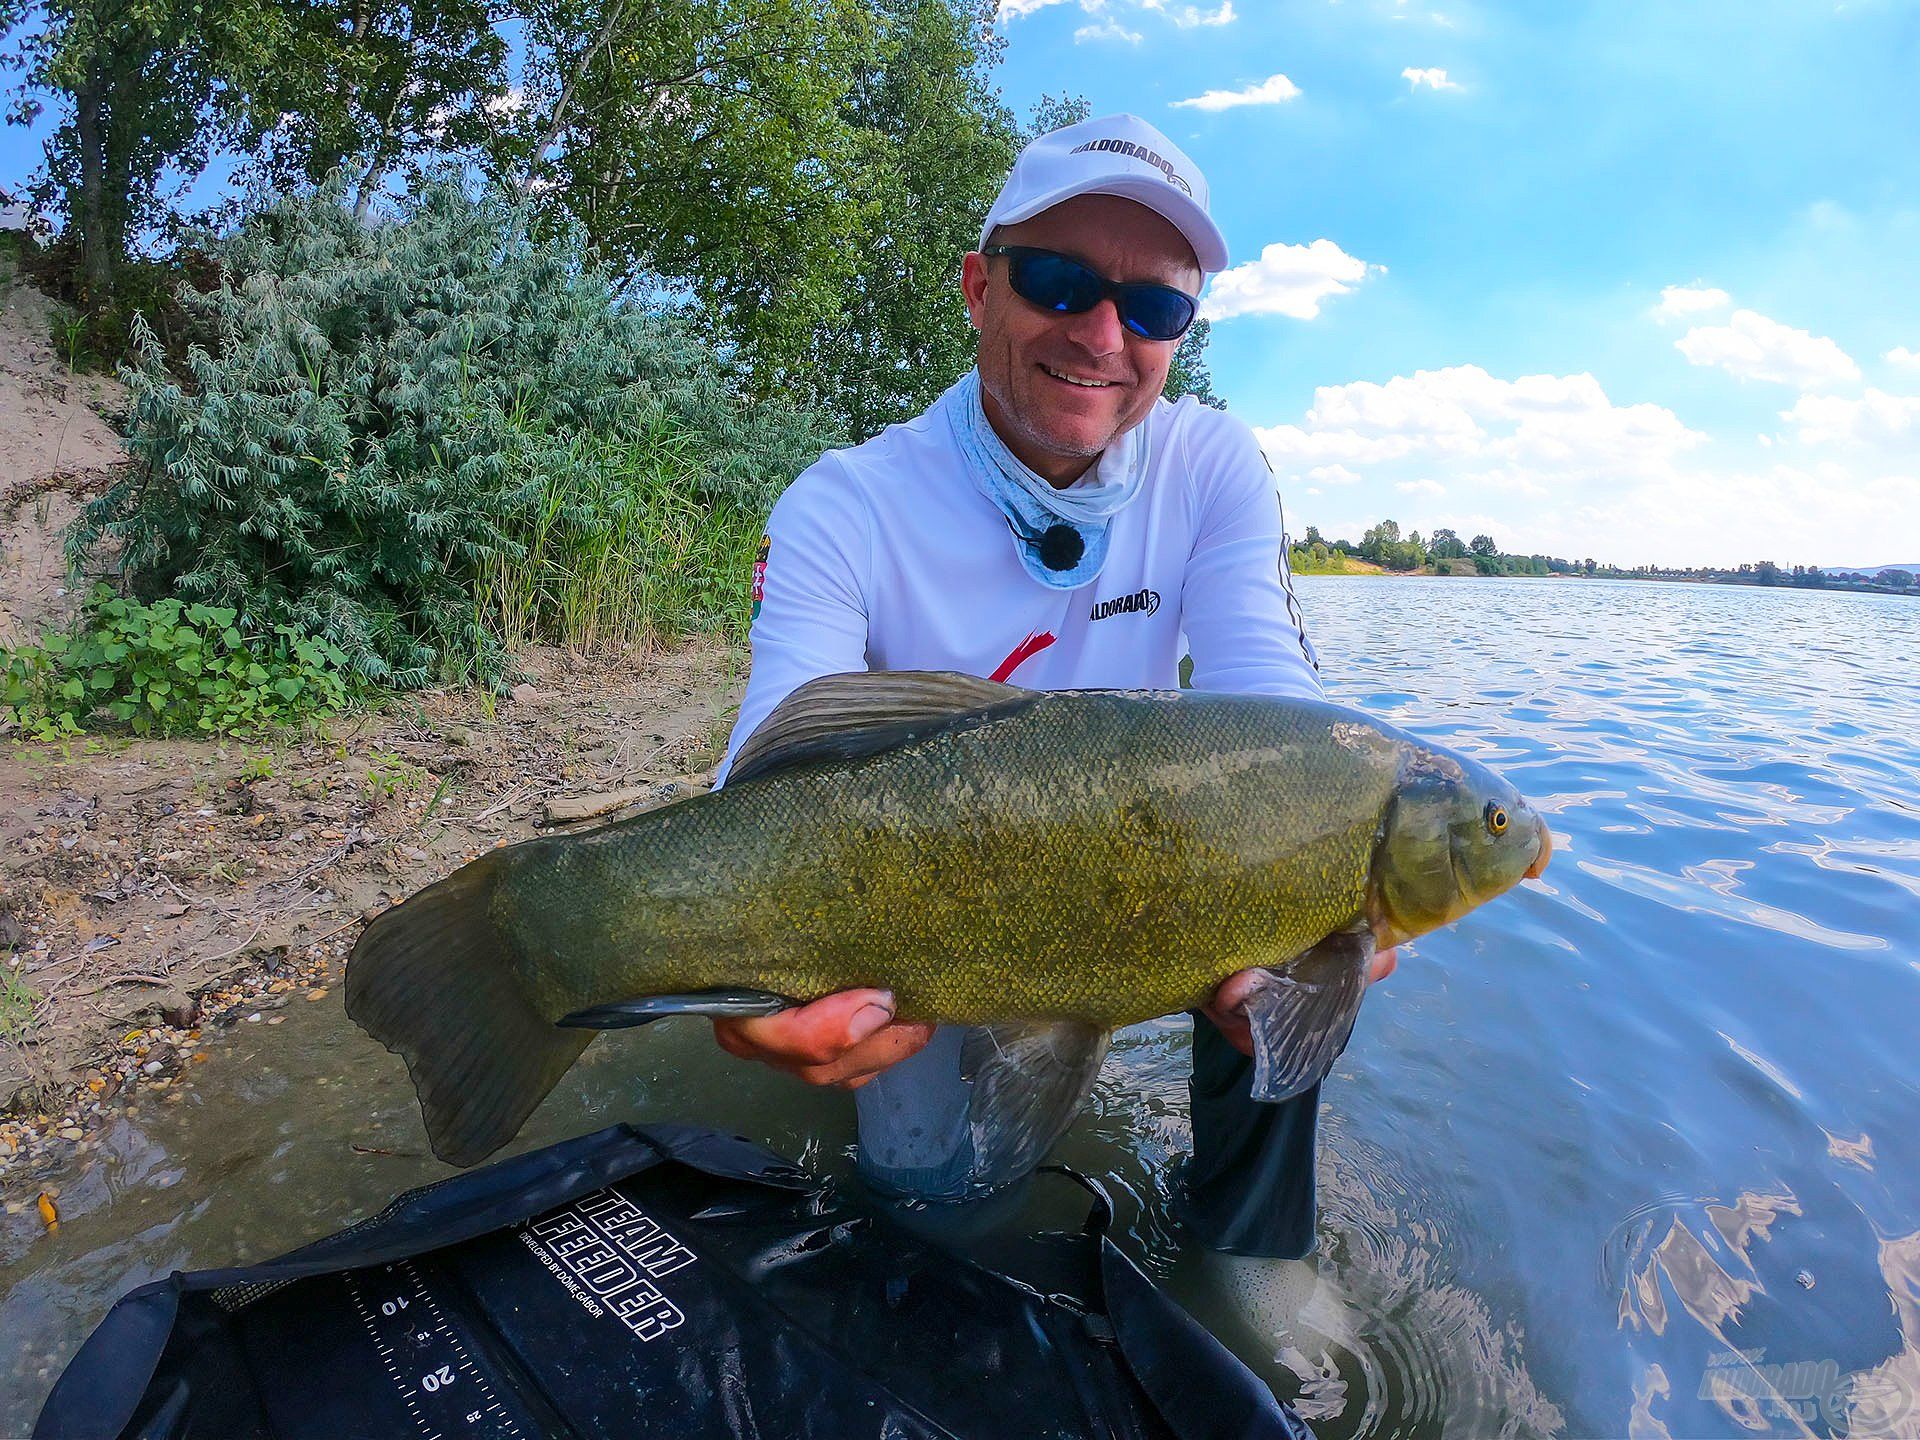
[480,421,765,658]
[0,962,38,1042]
[1288,548,1386,576]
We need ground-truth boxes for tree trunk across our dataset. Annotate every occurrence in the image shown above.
[73,77,114,296]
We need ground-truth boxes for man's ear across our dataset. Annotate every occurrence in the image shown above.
[961,251,990,330]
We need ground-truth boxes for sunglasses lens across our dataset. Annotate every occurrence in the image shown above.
[1000,248,1197,341]
[1011,252,1104,313]
[1121,287,1197,341]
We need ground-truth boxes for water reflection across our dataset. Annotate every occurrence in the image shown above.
[3,578,1919,1436]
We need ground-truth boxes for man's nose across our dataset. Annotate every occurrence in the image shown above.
[1061,296,1126,356]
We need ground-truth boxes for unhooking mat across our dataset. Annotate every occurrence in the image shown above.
[33,1122,1310,1440]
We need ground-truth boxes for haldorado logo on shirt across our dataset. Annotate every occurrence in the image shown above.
[1089,587,1160,621]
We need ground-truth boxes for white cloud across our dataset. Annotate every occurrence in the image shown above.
[1655,284,1731,320]
[1144,0,1236,24]
[1780,387,1920,448]
[1076,15,1143,41]
[1171,73,1301,111]
[1887,346,1920,368]
[1253,361,1920,567]
[1255,365,1705,492]
[1202,239,1382,321]
[1676,309,1861,389]
[1308,464,1362,485]
[1003,0,1235,27]
[1402,67,1461,91]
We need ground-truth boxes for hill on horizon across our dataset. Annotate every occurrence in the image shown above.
[1828,562,1920,575]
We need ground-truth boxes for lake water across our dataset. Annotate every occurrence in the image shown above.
[3,576,1918,1437]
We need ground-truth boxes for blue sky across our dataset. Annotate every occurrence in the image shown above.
[5,1,1915,567]
[993,0,1920,568]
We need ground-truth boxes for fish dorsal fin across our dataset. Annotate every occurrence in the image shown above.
[727,670,1038,786]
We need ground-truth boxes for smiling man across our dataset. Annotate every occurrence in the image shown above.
[709,114,1390,1257]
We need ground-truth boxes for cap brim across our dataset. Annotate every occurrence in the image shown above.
[983,175,1230,274]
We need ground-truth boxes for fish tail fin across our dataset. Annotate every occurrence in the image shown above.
[346,855,590,1168]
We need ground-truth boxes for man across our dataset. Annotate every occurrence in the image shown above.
[708,114,1392,1256]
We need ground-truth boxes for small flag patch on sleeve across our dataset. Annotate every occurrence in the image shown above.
[751,535,770,619]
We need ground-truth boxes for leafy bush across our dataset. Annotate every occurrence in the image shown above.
[2,586,354,739]
[71,174,838,688]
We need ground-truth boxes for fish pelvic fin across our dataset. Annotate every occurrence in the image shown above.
[959,1021,1110,1190]
[1243,929,1375,1103]
[345,854,589,1168]
[558,988,795,1029]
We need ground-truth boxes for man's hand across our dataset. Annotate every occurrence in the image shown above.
[712,988,935,1089]
[1200,947,1398,1058]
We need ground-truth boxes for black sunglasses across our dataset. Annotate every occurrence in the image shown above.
[982,245,1199,342]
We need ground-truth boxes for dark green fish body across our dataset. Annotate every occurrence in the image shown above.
[497,691,1397,1027]
[349,673,1550,1166]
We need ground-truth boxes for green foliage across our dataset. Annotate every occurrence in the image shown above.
[499,0,1019,437]
[0,962,37,1041]
[238,0,506,210]
[1163,317,1226,410]
[72,176,836,687]
[364,749,424,798]
[1359,517,1426,571]
[479,420,769,654]
[1,0,284,295]
[2,585,354,739]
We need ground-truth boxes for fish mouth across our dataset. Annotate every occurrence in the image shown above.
[1526,823,1553,879]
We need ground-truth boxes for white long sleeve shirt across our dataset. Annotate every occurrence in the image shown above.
[718,386,1321,781]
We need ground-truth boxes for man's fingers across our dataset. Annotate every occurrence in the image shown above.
[710,989,935,1086]
[795,1022,936,1088]
[712,988,897,1067]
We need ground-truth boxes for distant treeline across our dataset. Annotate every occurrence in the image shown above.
[1289,520,1917,594]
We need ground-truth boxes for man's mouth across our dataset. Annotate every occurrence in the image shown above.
[1040,363,1118,390]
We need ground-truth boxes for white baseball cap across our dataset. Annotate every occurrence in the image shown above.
[979,113,1230,274]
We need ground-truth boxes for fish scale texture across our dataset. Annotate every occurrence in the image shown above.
[490,692,1411,1028]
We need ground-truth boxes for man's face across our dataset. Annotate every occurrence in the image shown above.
[961,193,1203,484]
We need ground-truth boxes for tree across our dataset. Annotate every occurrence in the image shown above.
[1024,89,1089,139]
[1429,527,1466,559]
[492,0,1020,437]
[1884,569,1914,589]
[1359,518,1402,565]
[1163,317,1225,409]
[1755,559,1781,586]
[2,0,280,294]
[1303,524,1324,547]
[241,0,508,218]
[1469,533,1499,558]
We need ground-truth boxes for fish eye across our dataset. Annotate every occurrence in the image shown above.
[1485,802,1509,835]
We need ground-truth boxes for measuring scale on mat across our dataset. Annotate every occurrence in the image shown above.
[342,1261,530,1439]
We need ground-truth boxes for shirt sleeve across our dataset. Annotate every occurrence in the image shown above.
[716,459,873,786]
[1179,407,1324,701]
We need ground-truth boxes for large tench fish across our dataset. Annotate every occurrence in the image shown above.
[347,671,1551,1169]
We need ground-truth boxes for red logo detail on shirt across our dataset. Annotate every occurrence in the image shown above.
[990,630,1055,682]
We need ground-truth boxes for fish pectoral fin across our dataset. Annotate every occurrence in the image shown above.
[557,987,795,1030]
[1242,930,1375,1103]
[958,1021,1110,1189]
[727,671,1039,785]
